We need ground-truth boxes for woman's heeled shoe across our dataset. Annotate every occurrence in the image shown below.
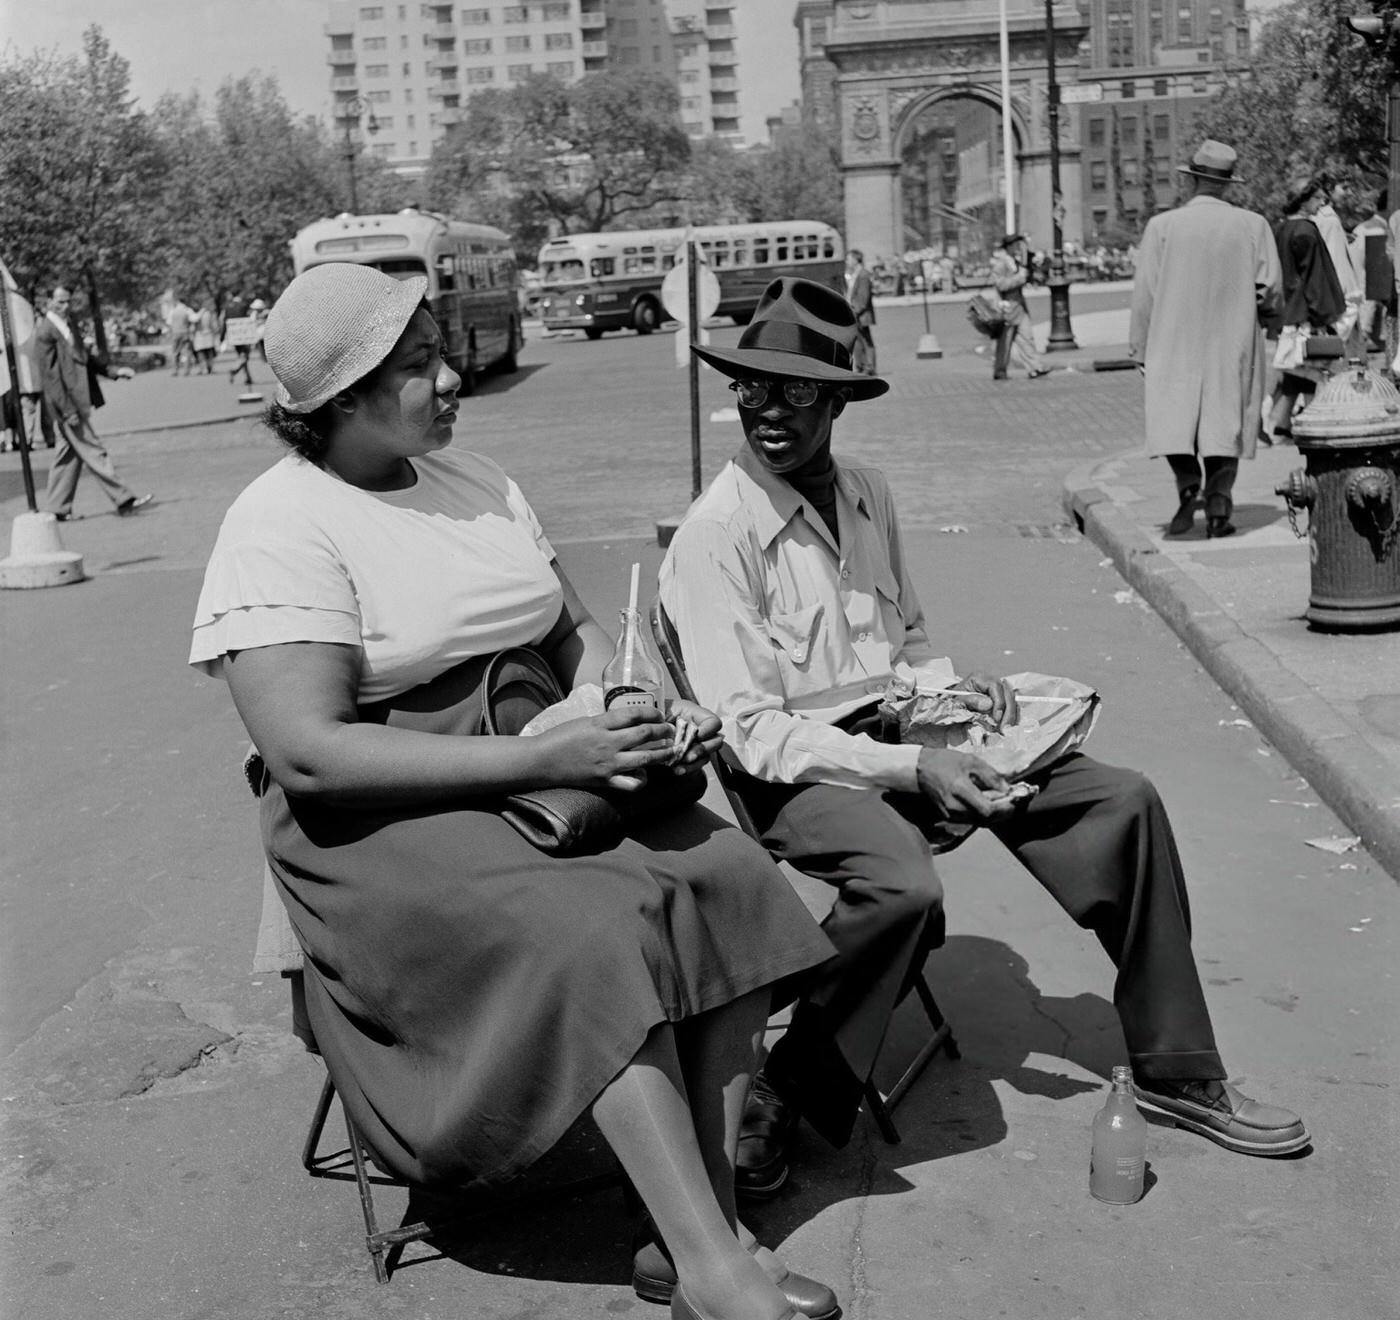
[636,1237,838,1318]
[670,1287,810,1320]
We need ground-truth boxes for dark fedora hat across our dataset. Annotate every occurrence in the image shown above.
[999,232,1028,248]
[1178,139,1243,182]
[692,277,889,401]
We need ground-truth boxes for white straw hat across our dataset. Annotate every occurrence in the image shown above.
[263,263,428,414]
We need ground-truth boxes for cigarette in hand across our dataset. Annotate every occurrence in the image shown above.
[671,717,697,762]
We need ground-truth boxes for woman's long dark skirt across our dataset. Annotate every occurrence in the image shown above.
[263,784,832,1189]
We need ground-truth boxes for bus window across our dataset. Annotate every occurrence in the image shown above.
[662,254,677,270]
[437,253,456,291]
[545,257,586,283]
[355,258,428,281]
[732,240,747,267]
[752,240,769,264]
[823,236,836,258]
[590,257,615,278]
[711,241,730,269]
[775,239,789,262]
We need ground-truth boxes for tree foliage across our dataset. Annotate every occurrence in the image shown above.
[0,28,166,347]
[425,71,691,243]
[683,120,845,229]
[1192,0,1390,217]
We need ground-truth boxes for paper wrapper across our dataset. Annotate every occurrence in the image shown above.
[878,671,1100,779]
[520,683,607,736]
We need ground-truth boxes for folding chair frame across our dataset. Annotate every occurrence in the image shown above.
[648,598,959,1145]
[296,982,618,1283]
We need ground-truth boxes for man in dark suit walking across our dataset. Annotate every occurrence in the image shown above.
[844,249,877,374]
[36,285,153,521]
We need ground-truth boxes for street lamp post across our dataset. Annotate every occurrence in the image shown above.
[1044,0,1078,350]
[340,95,379,213]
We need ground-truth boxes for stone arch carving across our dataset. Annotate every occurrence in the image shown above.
[890,84,1031,161]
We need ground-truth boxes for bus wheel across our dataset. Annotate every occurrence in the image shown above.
[501,322,520,373]
[584,327,604,341]
[632,298,661,335]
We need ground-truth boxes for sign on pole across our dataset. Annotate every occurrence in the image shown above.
[1060,82,1104,104]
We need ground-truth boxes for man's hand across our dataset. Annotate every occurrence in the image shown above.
[915,747,1018,824]
[953,672,1019,728]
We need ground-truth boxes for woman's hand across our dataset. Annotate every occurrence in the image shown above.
[533,707,676,792]
[664,700,723,771]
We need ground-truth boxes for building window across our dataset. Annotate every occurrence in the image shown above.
[363,36,386,49]
[374,115,395,129]
[617,17,638,34]
[1122,158,1139,185]
[1120,80,1135,98]
[409,140,418,155]
[1193,74,1208,93]
[1088,117,1105,146]
[545,31,572,49]
[508,63,533,80]
[1154,112,1169,140]
[461,7,490,21]
[406,113,415,128]
[1092,207,1108,231]
[503,4,528,19]
[463,38,492,53]
[466,66,495,82]
[366,89,392,102]
[1090,161,1107,191]
[1122,116,1137,144]
[365,63,390,75]
[547,60,574,77]
[359,5,384,17]
[542,1,570,15]
[1154,77,1168,96]
[403,62,412,75]
[1177,4,1192,40]
[404,87,414,101]
[401,33,409,48]
[506,34,531,50]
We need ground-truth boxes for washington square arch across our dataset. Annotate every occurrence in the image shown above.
[808,0,1091,266]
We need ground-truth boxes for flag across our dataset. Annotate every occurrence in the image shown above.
[0,258,38,397]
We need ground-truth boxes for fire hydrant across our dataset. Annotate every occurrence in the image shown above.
[1276,364,1400,632]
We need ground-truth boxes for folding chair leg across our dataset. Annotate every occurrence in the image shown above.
[345,1110,392,1283]
[863,974,961,1145]
[863,1082,903,1144]
[913,974,960,1060]
[301,1072,337,1172]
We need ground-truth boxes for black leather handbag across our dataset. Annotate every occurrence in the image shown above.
[479,647,706,856]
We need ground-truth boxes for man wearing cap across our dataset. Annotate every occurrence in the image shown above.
[989,234,1050,381]
[660,276,1309,1197]
[1130,140,1282,538]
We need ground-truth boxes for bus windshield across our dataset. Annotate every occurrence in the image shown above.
[305,257,427,281]
[542,257,586,284]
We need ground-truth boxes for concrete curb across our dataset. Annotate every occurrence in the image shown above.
[1064,456,1400,882]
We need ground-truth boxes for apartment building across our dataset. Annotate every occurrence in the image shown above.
[667,2,742,143]
[325,0,685,176]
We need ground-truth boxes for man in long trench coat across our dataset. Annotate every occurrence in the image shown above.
[1130,140,1282,538]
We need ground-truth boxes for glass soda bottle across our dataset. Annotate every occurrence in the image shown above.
[1089,1065,1148,1204]
[603,608,664,715]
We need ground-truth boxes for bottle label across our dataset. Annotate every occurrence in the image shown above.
[604,685,659,712]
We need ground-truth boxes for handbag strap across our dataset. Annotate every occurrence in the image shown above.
[479,646,567,737]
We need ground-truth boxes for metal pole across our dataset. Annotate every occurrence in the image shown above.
[998,0,1016,233]
[0,280,37,511]
[687,240,701,503]
[1390,77,1400,224]
[1044,0,1078,350]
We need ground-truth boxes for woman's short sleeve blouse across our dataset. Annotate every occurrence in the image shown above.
[189,448,563,702]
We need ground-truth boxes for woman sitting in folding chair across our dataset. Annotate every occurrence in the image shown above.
[188,264,837,1320]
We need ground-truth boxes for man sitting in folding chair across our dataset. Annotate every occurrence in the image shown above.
[658,276,1310,1200]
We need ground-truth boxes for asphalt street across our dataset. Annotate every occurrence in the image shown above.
[1,296,1396,1319]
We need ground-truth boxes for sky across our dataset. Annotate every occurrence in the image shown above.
[1,0,803,144]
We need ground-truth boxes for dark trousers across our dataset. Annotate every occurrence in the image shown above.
[1167,454,1238,518]
[852,321,877,375]
[737,753,1224,1147]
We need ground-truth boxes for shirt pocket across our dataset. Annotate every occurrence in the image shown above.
[873,566,905,626]
[766,602,823,669]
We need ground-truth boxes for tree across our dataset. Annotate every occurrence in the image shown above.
[1192,0,1389,216]
[425,71,691,241]
[0,27,166,352]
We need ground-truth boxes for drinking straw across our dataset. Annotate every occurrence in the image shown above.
[624,561,641,684]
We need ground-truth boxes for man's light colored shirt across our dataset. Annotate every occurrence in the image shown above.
[660,446,941,793]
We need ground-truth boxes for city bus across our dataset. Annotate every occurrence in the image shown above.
[536,220,845,339]
[290,208,522,394]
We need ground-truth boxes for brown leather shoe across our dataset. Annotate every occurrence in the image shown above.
[735,1072,799,1199]
[1134,1079,1309,1156]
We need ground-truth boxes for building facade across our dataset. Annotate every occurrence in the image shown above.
[324,0,744,179]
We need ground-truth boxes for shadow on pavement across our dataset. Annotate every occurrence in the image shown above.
[370,934,1120,1287]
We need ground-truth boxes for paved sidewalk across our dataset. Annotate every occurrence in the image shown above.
[1065,425,1400,883]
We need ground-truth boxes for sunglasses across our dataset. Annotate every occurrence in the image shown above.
[729,378,836,410]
